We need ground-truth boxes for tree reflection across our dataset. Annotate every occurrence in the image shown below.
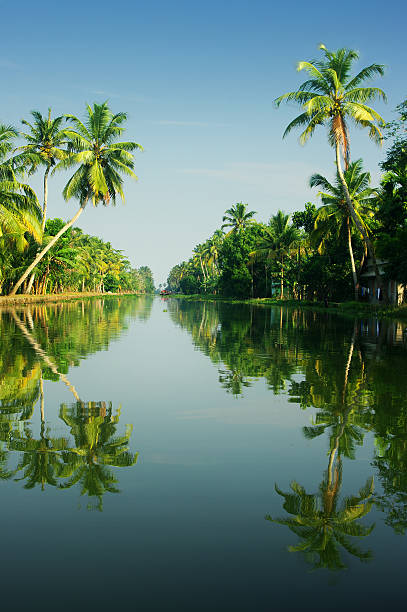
[10,421,69,490]
[0,297,143,508]
[169,299,407,537]
[266,469,374,570]
[58,401,138,511]
[267,330,375,570]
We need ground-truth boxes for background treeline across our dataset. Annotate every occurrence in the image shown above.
[167,43,407,302]
[0,102,154,296]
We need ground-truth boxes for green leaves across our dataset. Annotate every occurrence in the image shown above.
[57,102,142,207]
[276,44,386,153]
[0,124,43,250]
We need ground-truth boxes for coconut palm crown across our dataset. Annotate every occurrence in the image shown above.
[59,101,143,206]
[221,202,257,234]
[275,44,386,166]
[17,109,69,226]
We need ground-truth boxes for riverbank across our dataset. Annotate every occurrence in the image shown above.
[167,294,407,320]
[0,291,141,307]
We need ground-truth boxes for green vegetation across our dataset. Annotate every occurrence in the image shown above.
[168,298,407,554]
[167,46,406,305]
[0,103,154,297]
[0,297,152,507]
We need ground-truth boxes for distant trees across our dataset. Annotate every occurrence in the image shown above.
[221,202,257,234]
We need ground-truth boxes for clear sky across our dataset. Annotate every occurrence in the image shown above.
[1,0,405,285]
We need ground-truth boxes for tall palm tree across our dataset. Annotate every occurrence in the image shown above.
[251,210,299,298]
[310,159,376,300]
[221,202,256,234]
[275,44,386,292]
[18,109,69,228]
[16,109,70,293]
[0,124,42,255]
[9,102,142,296]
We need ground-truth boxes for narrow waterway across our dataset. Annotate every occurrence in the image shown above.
[1,296,406,610]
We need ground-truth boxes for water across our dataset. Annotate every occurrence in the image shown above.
[1,296,406,610]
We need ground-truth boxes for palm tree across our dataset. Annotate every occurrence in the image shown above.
[275,44,386,293]
[9,102,142,296]
[16,109,70,293]
[250,210,299,298]
[0,124,42,254]
[310,159,376,300]
[221,202,257,234]
[18,109,69,228]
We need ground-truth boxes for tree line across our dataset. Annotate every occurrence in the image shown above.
[167,46,406,302]
[0,102,154,295]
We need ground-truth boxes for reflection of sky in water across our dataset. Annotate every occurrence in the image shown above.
[0,297,406,611]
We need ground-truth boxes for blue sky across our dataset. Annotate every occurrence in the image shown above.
[1,0,405,284]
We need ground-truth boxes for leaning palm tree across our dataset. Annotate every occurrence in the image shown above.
[9,102,142,296]
[0,124,42,254]
[310,159,376,300]
[275,44,386,292]
[250,210,299,298]
[221,202,257,234]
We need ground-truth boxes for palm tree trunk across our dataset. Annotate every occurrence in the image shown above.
[335,142,382,300]
[42,165,50,230]
[10,309,80,400]
[8,199,88,296]
[40,376,45,422]
[346,217,359,301]
[199,256,206,281]
[265,264,268,298]
[280,255,284,299]
[26,166,51,295]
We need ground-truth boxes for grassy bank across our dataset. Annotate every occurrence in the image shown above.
[0,291,140,308]
[167,294,407,320]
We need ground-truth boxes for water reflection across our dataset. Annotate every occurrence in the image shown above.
[0,297,150,509]
[266,328,375,570]
[59,401,138,511]
[168,299,407,552]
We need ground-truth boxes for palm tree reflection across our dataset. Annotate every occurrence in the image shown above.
[266,463,374,571]
[267,328,375,570]
[58,401,138,511]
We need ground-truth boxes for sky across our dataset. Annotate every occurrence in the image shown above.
[1,0,406,285]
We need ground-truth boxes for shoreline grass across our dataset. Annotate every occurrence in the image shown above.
[0,291,141,308]
[166,294,407,320]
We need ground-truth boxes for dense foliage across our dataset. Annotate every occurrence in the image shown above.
[167,93,407,301]
[168,298,407,551]
[0,103,154,296]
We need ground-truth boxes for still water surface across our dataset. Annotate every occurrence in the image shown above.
[1,296,406,610]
